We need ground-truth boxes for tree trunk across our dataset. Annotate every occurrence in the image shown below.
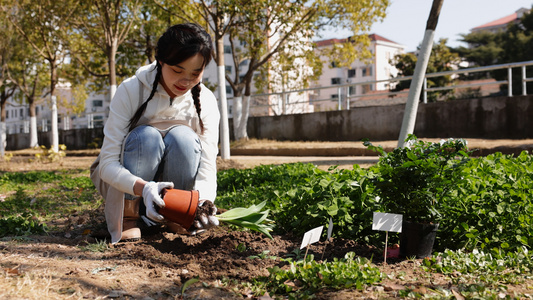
[108,42,117,101]
[29,102,38,148]
[234,95,249,140]
[49,62,58,151]
[397,0,444,147]
[215,16,230,159]
[0,96,6,156]
[232,95,242,138]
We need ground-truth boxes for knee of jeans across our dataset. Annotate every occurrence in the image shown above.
[165,126,201,153]
[125,125,164,153]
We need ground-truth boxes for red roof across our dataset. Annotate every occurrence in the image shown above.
[368,33,397,44]
[472,12,518,30]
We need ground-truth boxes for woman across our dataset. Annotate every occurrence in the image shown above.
[93,23,220,244]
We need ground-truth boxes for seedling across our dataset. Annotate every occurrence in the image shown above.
[216,201,274,239]
[248,250,277,260]
[179,277,199,299]
[236,242,247,252]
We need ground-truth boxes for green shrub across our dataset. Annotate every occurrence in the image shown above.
[0,213,47,237]
[217,151,533,252]
[438,151,533,251]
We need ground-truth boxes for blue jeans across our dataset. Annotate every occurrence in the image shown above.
[122,125,202,200]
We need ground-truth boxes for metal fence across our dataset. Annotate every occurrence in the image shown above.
[232,60,533,116]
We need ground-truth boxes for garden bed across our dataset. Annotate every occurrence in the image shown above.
[1,140,533,299]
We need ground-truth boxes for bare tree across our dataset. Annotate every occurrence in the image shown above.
[1,0,76,148]
[70,0,142,100]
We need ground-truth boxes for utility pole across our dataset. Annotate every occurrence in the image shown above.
[397,0,444,148]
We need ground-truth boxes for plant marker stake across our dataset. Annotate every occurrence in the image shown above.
[372,212,403,264]
[303,233,312,261]
[321,218,334,261]
[384,231,389,264]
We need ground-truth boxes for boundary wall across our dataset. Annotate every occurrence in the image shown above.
[6,95,533,150]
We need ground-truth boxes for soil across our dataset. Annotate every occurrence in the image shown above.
[1,139,533,299]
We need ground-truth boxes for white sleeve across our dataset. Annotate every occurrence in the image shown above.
[194,87,220,202]
[98,79,142,195]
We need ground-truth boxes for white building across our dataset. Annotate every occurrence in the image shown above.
[2,32,405,132]
[312,34,405,111]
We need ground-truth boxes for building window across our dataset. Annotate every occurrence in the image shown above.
[92,100,103,107]
[330,94,339,99]
[331,78,341,85]
[19,108,24,118]
[330,61,339,68]
[225,65,232,73]
[349,86,356,95]
[224,45,231,54]
[362,66,373,77]
[226,85,232,95]
[6,110,8,119]
[348,69,356,78]
[94,115,104,128]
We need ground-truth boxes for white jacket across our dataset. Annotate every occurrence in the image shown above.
[97,62,220,243]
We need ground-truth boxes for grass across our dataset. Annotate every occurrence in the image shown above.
[0,168,102,237]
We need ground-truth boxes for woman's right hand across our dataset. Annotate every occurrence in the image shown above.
[142,181,174,222]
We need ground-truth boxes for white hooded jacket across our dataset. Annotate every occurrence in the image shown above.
[96,62,220,243]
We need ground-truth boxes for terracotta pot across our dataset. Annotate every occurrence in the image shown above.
[158,189,199,230]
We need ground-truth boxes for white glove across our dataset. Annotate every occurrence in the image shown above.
[142,181,174,222]
[189,200,219,235]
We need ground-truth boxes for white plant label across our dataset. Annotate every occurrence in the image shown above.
[372,212,403,233]
[300,226,323,249]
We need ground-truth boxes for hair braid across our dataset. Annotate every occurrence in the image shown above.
[191,83,204,134]
[128,63,162,131]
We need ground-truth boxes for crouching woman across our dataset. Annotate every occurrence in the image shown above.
[91,23,220,244]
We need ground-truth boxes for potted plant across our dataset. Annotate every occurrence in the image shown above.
[365,134,471,258]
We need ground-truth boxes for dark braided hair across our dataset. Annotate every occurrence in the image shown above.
[128,23,213,132]
[191,83,204,133]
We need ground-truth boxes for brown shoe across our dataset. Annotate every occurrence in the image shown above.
[122,197,141,241]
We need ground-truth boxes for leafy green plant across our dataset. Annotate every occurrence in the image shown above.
[217,201,274,239]
[0,213,47,237]
[179,277,200,299]
[217,151,533,252]
[235,242,247,253]
[423,248,533,285]
[261,252,383,298]
[366,135,471,223]
[248,250,277,260]
[218,162,380,244]
[438,151,533,250]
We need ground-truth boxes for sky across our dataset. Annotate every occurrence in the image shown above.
[326,0,533,52]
